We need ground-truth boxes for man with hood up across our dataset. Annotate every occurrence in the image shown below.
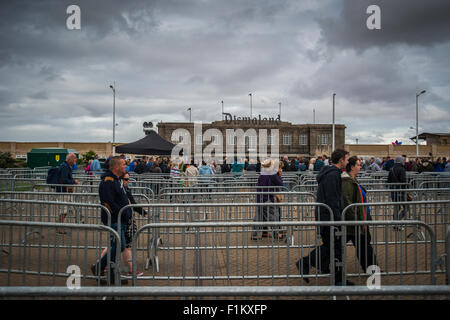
[369,158,382,172]
[296,149,350,285]
[387,156,409,224]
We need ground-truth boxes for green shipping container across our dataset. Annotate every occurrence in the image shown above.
[27,148,78,169]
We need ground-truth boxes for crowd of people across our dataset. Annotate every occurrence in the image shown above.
[364,156,449,173]
[55,150,447,284]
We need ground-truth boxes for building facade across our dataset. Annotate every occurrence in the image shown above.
[157,119,346,158]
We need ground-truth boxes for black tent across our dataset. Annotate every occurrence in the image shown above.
[116,130,176,155]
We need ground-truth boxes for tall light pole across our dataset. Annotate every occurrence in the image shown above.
[109,82,116,156]
[416,90,426,157]
[313,108,316,124]
[187,107,192,122]
[278,102,281,120]
[332,93,336,152]
[249,93,252,118]
[221,100,224,121]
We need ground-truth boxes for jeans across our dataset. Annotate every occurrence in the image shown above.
[99,222,127,280]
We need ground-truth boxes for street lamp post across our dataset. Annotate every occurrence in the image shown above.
[249,93,252,118]
[109,82,116,156]
[415,90,426,158]
[313,109,315,124]
[187,107,192,122]
[278,102,281,120]
[221,100,224,121]
[332,93,336,152]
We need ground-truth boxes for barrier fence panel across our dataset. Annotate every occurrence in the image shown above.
[158,191,316,205]
[446,226,450,285]
[159,185,290,196]
[119,203,333,276]
[0,191,151,205]
[0,199,112,244]
[419,180,450,189]
[33,184,99,193]
[131,220,336,287]
[0,220,121,287]
[366,188,450,203]
[341,201,449,285]
[0,285,450,300]
[128,220,441,292]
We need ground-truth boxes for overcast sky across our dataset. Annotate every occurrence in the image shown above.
[0,0,449,145]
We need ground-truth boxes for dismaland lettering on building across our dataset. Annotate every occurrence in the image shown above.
[223,113,281,126]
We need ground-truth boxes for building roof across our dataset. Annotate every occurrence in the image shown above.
[409,132,450,140]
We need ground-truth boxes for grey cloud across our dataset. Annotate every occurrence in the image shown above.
[292,47,429,106]
[318,0,450,51]
[29,91,49,100]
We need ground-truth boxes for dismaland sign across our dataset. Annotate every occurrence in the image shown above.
[223,113,281,126]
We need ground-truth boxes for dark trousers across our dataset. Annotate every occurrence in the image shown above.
[346,230,377,272]
[99,222,126,281]
[304,226,343,283]
[391,191,409,220]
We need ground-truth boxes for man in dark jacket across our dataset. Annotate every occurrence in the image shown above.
[296,149,349,285]
[91,156,131,282]
[388,156,408,223]
[56,153,79,230]
[383,157,395,171]
[57,153,79,193]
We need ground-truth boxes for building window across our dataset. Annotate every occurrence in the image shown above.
[248,135,257,149]
[227,134,235,145]
[283,134,291,145]
[299,134,307,145]
[213,134,220,145]
[317,134,328,145]
[196,135,203,145]
[267,134,273,146]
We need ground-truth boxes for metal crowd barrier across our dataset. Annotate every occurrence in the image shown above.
[366,188,450,203]
[341,200,449,283]
[0,220,121,287]
[446,226,450,285]
[159,185,290,196]
[292,182,412,193]
[419,180,450,189]
[1,285,449,299]
[33,184,99,193]
[131,219,337,286]
[0,199,112,227]
[118,202,333,274]
[128,220,441,289]
[0,191,152,205]
[158,191,316,205]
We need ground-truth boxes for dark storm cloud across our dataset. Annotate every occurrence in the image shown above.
[319,0,450,51]
[0,0,159,68]
[0,0,448,144]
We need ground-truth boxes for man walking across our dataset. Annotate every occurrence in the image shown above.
[57,153,79,193]
[296,149,350,285]
[90,154,102,175]
[91,156,131,284]
[56,153,79,232]
[388,156,409,226]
